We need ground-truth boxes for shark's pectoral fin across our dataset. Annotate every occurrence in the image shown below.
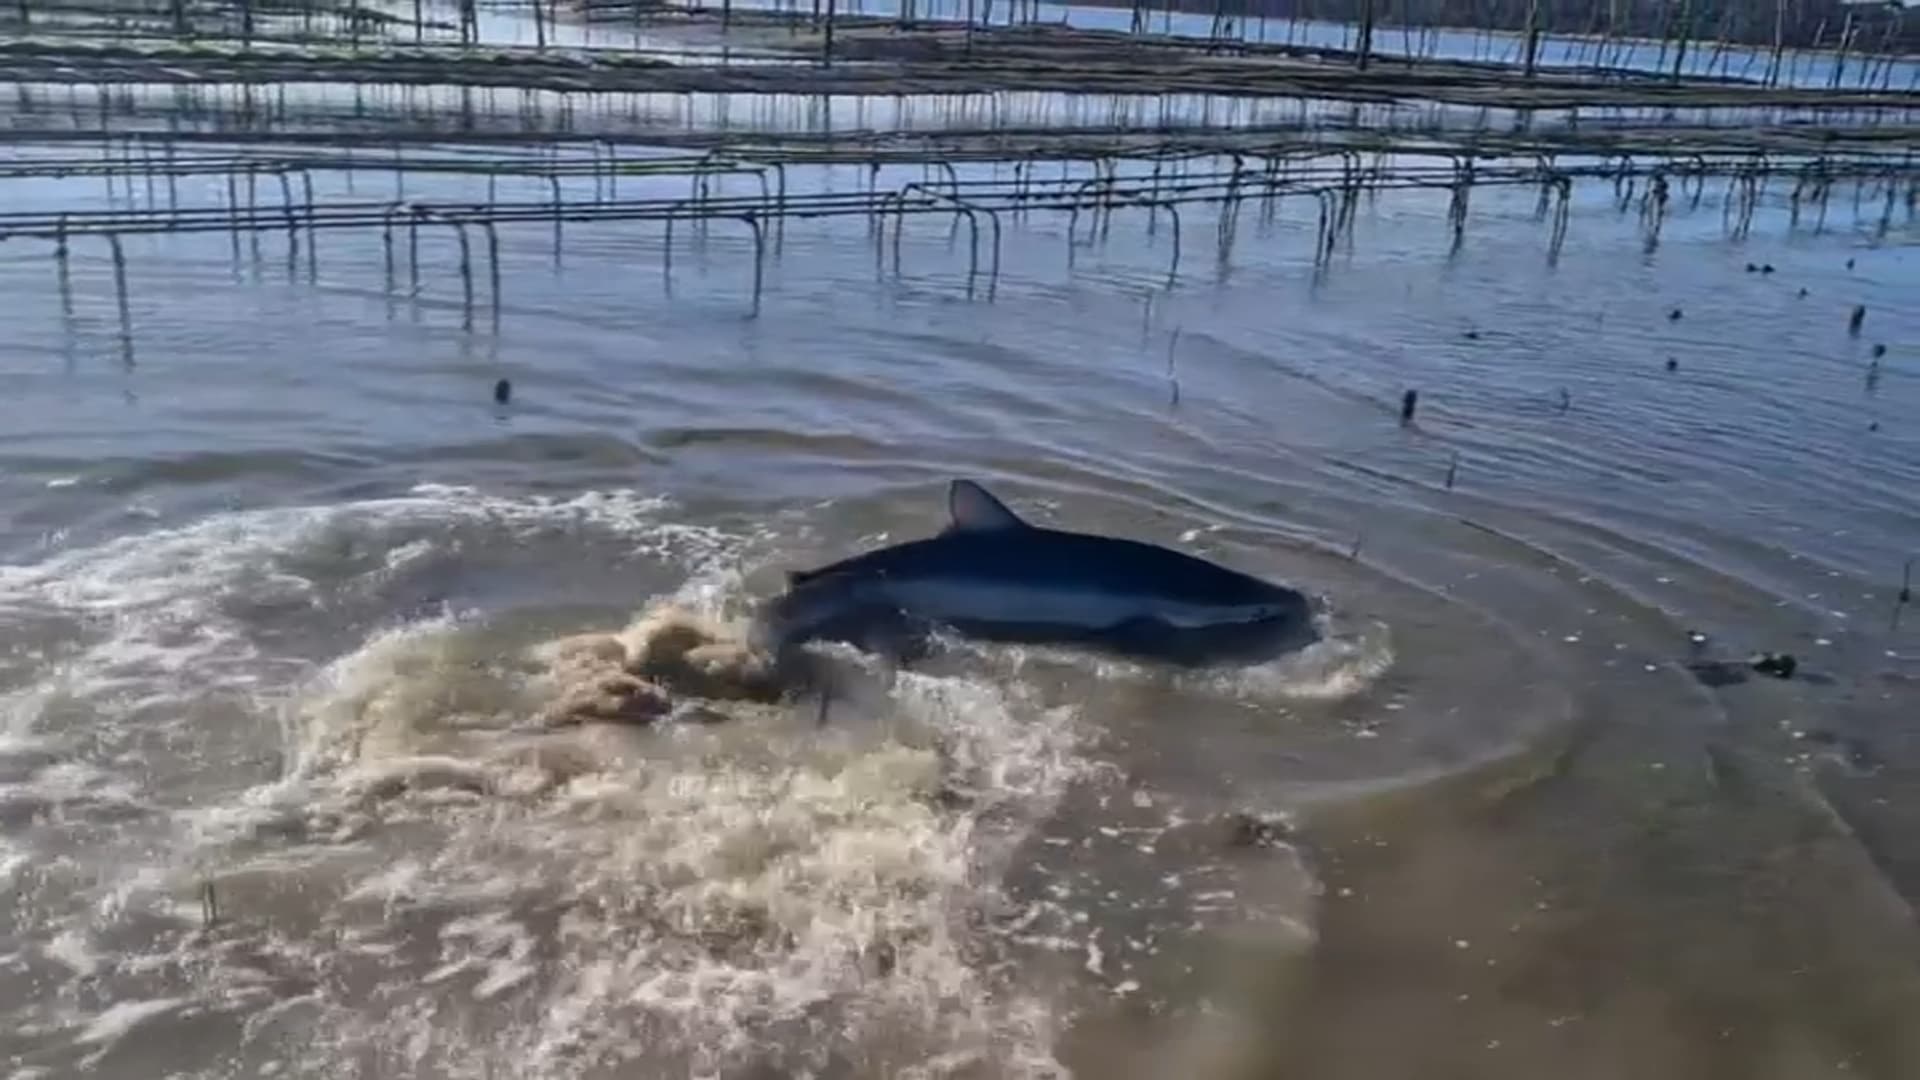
[946,479,1031,534]
[872,608,940,665]
[804,603,937,665]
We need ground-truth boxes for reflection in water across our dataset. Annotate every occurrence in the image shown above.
[21,76,1915,142]
[0,121,1918,1078]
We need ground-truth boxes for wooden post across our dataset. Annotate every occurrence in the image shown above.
[824,0,835,65]
[1767,0,1785,86]
[1668,0,1694,82]
[1356,0,1375,70]
[1704,8,1733,77]
[1522,0,1542,77]
[1830,10,1855,88]
[1876,19,1899,90]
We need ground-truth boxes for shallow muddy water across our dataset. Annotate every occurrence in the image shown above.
[2,138,1919,1079]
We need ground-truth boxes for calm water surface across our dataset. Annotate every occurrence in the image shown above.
[2,141,1919,1079]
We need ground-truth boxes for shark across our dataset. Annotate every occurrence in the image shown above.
[753,479,1319,668]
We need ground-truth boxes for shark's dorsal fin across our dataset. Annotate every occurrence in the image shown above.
[947,479,1029,533]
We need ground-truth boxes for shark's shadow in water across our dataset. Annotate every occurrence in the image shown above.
[753,479,1322,669]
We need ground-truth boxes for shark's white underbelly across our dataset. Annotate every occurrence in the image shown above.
[887,579,1286,631]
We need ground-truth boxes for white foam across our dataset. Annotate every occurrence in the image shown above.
[0,483,739,1070]
[0,484,680,722]
[1193,617,1396,702]
[76,997,187,1048]
[435,910,540,1001]
[0,841,27,886]
[7,759,144,806]
[42,929,102,977]
[187,616,1096,1078]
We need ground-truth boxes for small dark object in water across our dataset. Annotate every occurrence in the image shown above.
[1871,343,1887,359]
[1557,388,1571,414]
[1870,421,1881,432]
[1693,651,1800,685]
[1761,264,1775,274]
[1668,307,1683,321]
[1797,287,1809,298]
[1665,357,1679,372]
[493,378,512,405]
[1462,329,1480,340]
[1744,263,1758,273]
[931,785,971,811]
[1849,305,1867,335]
[1686,661,1746,688]
[864,940,899,979]
[1897,558,1913,631]
[1445,452,1459,489]
[1227,811,1291,849]
[1400,389,1418,425]
[1846,257,1856,270]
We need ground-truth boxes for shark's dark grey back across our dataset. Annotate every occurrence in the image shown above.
[757,478,1317,665]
